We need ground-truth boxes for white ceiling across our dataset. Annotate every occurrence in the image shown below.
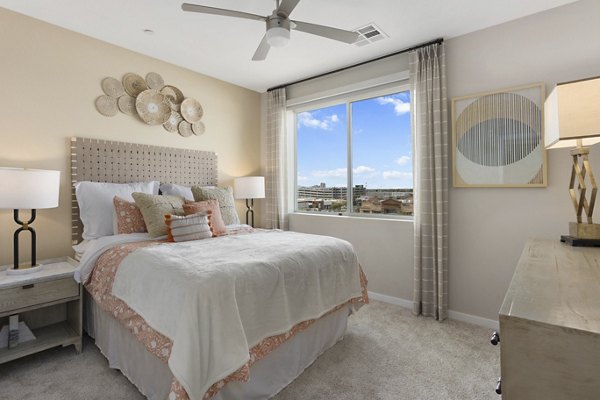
[0,0,578,92]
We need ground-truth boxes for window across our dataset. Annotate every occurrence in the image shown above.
[294,86,413,217]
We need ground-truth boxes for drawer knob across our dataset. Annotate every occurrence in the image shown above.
[495,378,502,395]
[490,331,500,346]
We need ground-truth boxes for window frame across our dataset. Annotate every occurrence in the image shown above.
[290,81,414,220]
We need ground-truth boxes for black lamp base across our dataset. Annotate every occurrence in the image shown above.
[13,209,37,269]
[245,199,255,227]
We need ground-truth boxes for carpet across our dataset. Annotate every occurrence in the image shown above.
[0,301,500,400]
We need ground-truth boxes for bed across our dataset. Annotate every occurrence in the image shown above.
[70,137,368,400]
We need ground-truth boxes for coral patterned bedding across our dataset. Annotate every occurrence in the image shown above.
[84,229,368,400]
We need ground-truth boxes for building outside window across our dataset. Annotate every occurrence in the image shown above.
[295,86,413,217]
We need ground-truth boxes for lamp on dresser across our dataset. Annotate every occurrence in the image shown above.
[544,76,600,245]
[0,168,60,274]
[234,176,265,227]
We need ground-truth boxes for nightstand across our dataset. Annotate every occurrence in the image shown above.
[0,257,82,364]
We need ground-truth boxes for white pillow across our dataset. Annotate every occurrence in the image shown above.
[159,183,215,201]
[75,181,159,240]
[159,183,194,201]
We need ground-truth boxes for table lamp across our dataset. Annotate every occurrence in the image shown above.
[544,76,600,245]
[0,168,60,274]
[234,176,265,227]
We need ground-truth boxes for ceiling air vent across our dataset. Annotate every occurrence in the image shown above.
[353,24,387,47]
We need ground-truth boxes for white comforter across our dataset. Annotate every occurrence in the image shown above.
[110,230,362,400]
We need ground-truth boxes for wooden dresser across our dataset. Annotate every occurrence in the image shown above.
[498,239,600,399]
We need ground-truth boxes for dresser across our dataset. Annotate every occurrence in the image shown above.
[498,239,600,399]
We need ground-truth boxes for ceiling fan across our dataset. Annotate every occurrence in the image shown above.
[181,0,359,61]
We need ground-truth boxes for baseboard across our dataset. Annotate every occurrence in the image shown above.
[367,291,413,309]
[367,291,499,330]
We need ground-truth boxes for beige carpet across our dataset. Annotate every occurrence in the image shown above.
[0,301,500,400]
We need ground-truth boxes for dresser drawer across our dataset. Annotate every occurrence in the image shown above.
[0,278,79,313]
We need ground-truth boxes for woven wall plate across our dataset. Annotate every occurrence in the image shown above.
[163,111,183,133]
[192,121,205,136]
[135,89,171,125]
[180,98,204,123]
[161,85,184,110]
[146,72,165,90]
[123,73,148,97]
[95,95,118,117]
[101,77,125,98]
[178,121,193,137]
[117,95,136,116]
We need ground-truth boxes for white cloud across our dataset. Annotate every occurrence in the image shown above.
[377,96,410,115]
[297,112,340,130]
[395,155,412,166]
[353,165,376,174]
[297,175,309,182]
[313,168,347,178]
[383,170,413,179]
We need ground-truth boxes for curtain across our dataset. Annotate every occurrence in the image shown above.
[263,88,289,230]
[410,43,449,321]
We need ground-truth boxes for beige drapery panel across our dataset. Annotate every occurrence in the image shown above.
[410,43,449,321]
[263,88,289,230]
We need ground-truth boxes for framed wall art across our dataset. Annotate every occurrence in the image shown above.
[451,83,547,187]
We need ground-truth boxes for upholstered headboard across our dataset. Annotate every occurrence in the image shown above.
[70,137,218,243]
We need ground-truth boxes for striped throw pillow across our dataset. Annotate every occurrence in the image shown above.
[165,211,214,243]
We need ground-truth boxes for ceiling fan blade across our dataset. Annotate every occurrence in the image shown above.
[252,34,271,61]
[181,3,266,22]
[291,21,359,44]
[276,0,301,18]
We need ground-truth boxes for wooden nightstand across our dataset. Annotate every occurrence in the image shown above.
[0,257,82,364]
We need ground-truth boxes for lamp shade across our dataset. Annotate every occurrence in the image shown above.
[545,76,600,149]
[0,168,60,209]
[234,176,265,199]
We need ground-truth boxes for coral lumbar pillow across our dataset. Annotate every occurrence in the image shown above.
[165,211,213,242]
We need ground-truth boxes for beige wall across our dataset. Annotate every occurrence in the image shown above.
[446,0,600,319]
[290,0,600,321]
[0,8,261,266]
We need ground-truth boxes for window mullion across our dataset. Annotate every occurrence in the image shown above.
[346,101,352,216]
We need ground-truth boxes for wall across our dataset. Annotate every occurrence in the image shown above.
[288,0,600,321]
[0,8,261,266]
[446,0,600,319]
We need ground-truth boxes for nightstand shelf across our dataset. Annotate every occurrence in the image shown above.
[0,321,79,364]
[0,258,82,364]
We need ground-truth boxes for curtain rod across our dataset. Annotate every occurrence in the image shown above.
[267,37,444,92]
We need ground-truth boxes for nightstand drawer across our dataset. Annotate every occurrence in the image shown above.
[0,278,79,313]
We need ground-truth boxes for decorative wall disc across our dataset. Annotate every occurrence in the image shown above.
[101,77,125,98]
[95,95,118,116]
[163,111,183,133]
[178,121,193,137]
[161,85,184,110]
[145,72,165,90]
[117,95,136,116]
[192,121,205,136]
[123,73,148,97]
[135,89,171,125]
[181,98,203,123]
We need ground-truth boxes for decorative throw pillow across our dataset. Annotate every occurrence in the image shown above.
[132,193,185,238]
[159,183,217,201]
[191,186,240,225]
[183,199,227,236]
[165,212,213,243]
[113,196,147,234]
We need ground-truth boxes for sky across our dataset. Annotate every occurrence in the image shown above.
[296,90,412,190]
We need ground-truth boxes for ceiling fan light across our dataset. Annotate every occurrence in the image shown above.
[266,27,290,47]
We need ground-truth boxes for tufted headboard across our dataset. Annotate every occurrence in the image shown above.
[70,137,218,243]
